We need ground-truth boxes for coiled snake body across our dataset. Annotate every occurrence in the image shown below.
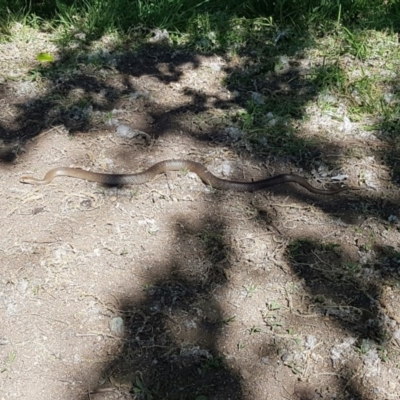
[20,159,346,195]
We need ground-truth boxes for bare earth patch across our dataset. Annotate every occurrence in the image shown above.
[1,28,400,400]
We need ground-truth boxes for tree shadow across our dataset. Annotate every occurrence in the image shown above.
[2,6,400,400]
[287,241,398,365]
[75,217,247,399]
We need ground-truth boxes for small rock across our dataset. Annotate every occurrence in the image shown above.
[110,317,124,335]
[241,369,252,380]
[305,335,317,350]
[251,92,264,105]
[331,174,348,181]
[340,116,352,132]
[148,28,171,44]
[116,124,151,141]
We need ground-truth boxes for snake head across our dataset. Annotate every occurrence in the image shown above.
[20,176,33,184]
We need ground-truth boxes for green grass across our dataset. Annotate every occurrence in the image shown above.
[1,0,400,157]
[2,1,400,38]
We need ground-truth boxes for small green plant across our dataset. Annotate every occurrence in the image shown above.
[262,301,285,331]
[343,262,361,274]
[202,356,223,371]
[237,342,245,350]
[28,68,42,82]
[268,301,282,311]
[119,248,128,256]
[248,325,262,335]
[284,360,303,375]
[243,283,257,298]
[378,346,389,363]
[133,375,155,400]
[287,328,295,336]
[222,315,236,325]
[141,283,154,291]
[321,242,341,252]
[129,189,139,200]
[32,285,41,295]
[7,351,16,364]
[1,350,16,373]
[355,339,372,354]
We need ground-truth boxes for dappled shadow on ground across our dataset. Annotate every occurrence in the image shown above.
[101,282,243,399]
[1,32,398,199]
[72,195,399,400]
[285,238,400,399]
[77,218,247,399]
[289,237,399,331]
[2,25,400,400]
[0,38,343,168]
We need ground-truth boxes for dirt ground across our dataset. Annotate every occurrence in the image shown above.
[1,30,400,400]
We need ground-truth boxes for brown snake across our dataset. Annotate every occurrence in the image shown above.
[20,159,347,195]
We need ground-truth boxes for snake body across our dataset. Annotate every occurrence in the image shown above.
[20,159,346,195]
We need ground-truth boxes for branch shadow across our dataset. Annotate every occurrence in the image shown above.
[76,216,247,399]
[2,9,400,400]
[283,236,400,396]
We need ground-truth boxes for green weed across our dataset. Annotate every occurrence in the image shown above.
[201,356,223,371]
[133,375,156,400]
[1,350,16,373]
[248,325,262,335]
[243,283,257,297]
[222,315,236,325]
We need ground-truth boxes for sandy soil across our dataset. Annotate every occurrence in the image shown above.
[1,30,400,400]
